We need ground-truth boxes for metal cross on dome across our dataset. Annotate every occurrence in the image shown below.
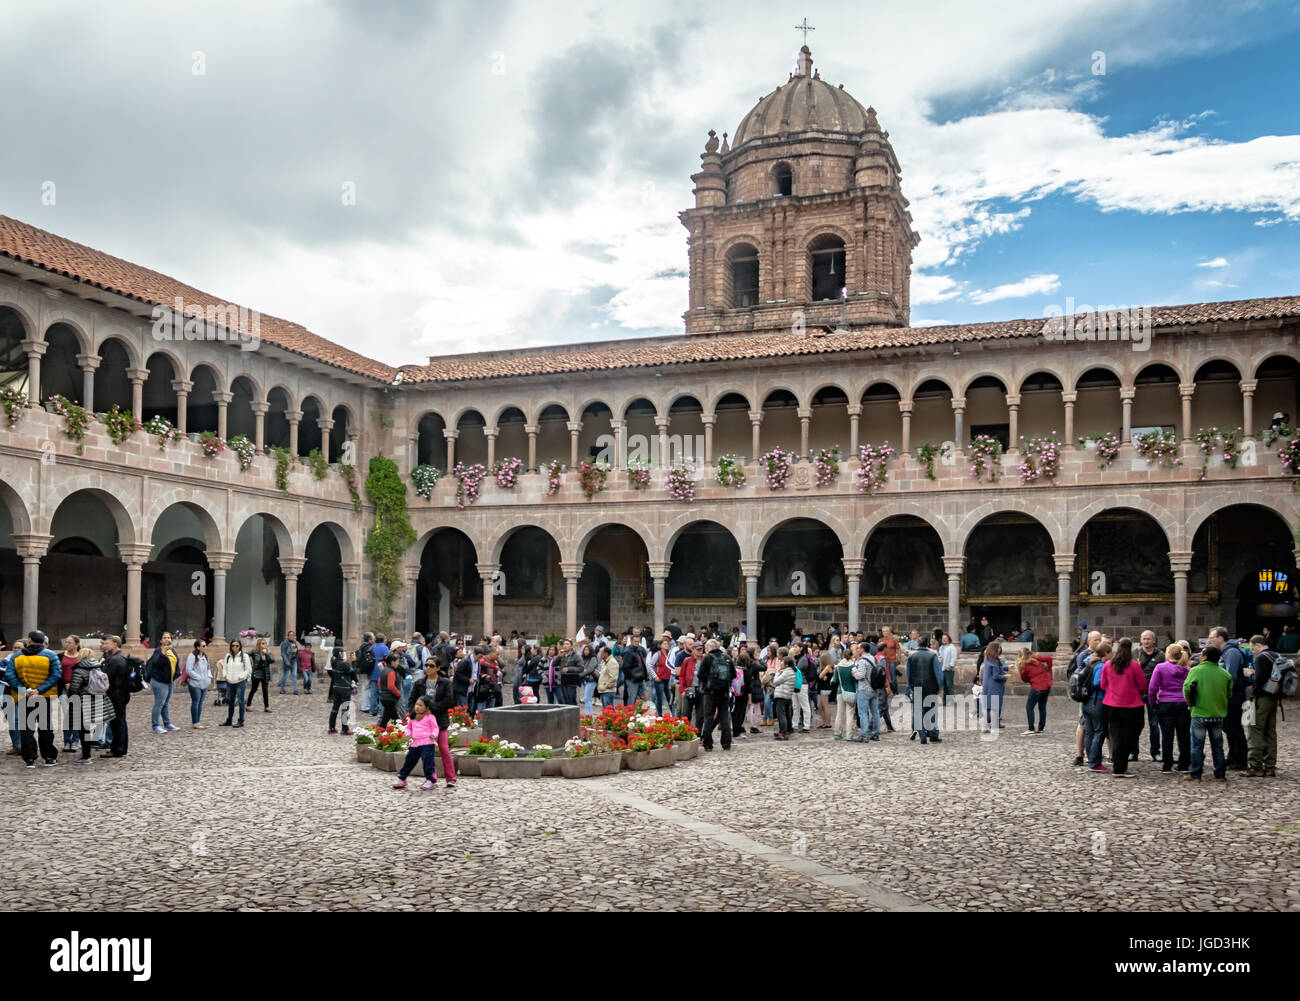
[794,18,815,44]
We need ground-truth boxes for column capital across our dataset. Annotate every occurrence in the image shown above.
[126,367,151,384]
[559,561,585,580]
[1239,380,1257,395]
[841,557,865,578]
[795,407,811,421]
[739,559,764,580]
[748,410,764,424]
[115,542,155,566]
[443,428,459,441]
[524,424,539,435]
[1168,550,1195,574]
[1119,387,1136,402]
[212,391,234,406]
[941,555,965,577]
[898,400,914,416]
[475,561,501,581]
[568,421,584,434]
[1053,552,1076,576]
[647,560,672,580]
[316,417,334,432]
[1178,382,1197,399]
[20,338,48,357]
[1060,391,1077,405]
[608,419,623,431]
[700,412,715,426]
[846,404,862,418]
[341,561,361,583]
[653,417,670,431]
[205,550,237,573]
[11,533,52,560]
[483,427,499,439]
[284,409,303,423]
[76,353,102,372]
[170,379,194,394]
[279,556,307,578]
[249,400,270,415]
[1004,394,1021,408]
[403,563,422,583]
[950,397,966,411]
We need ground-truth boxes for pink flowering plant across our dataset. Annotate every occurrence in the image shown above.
[198,430,226,459]
[855,442,896,494]
[666,460,696,503]
[493,456,523,488]
[143,414,182,452]
[762,447,794,490]
[542,458,565,496]
[103,405,142,446]
[0,386,26,429]
[813,447,841,487]
[452,461,487,509]
[577,458,609,500]
[627,456,651,490]
[714,453,746,488]
[1193,426,1242,480]
[227,434,256,471]
[967,434,1003,483]
[1017,433,1062,484]
[48,395,90,455]
[1135,429,1180,469]
[1083,430,1121,470]
[914,441,950,481]
[1277,437,1300,489]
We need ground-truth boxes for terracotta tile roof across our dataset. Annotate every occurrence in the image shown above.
[397,295,1300,384]
[0,215,396,381]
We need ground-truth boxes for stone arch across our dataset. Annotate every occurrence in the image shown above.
[0,297,37,339]
[94,331,141,370]
[903,371,957,399]
[413,521,481,565]
[233,509,296,558]
[718,233,766,259]
[0,479,33,536]
[143,346,186,379]
[755,513,851,561]
[41,478,141,544]
[1063,495,1181,552]
[660,512,745,564]
[852,500,954,557]
[1192,357,1243,381]
[297,519,356,563]
[143,496,225,552]
[1251,350,1300,380]
[1135,360,1186,384]
[757,382,806,410]
[485,520,562,565]
[706,388,751,414]
[267,382,296,410]
[486,401,524,428]
[447,402,489,429]
[41,315,91,353]
[802,223,855,252]
[229,370,264,403]
[1017,367,1068,395]
[1069,361,1124,392]
[952,500,1062,555]
[959,369,1010,397]
[1186,493,1299,550]
[570,518,655,565]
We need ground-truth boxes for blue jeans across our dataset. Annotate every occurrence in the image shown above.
[225,680,247,724]
[599,691,617,708]
[583,681,597,715]
[652,679,671,716]
[625,680,646,705]
[763,691,773,719]
[149,679,173,729]
[188,684,207,724]
[857,687,879,739]
[1025,688,1048,731]
[400,674,413,714]
[1082,699,1108,766]
[280,662,298,693]
[1189,717,1226,778]
[366,675,380,713]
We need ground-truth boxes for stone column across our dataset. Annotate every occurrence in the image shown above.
[740,560,763,641]
[951,397,966,453]
[317,418,334,462]
[567,421,582,468]
[250,400,269,453]
[1179,382,1196,444]
[76,353,101,413]
[609,419,624,469]
[1240,380,1257,441]
[795,407,811,457]
[847,404,861,456]
[341,563,360,648]
[484,427,498,469]
[403,564,420,637]
[118,542,156,647]
[749,411,763,464]
[525,425,538,472]
[172,379,194,434]
[476,562,499,639]
[701,413,715,465]
[12,534,51,636]
[1005,395,1020,453]
[1061,391,1077,448]
[1169,551,1194,642]
[213,391,233,441]
[127,367,150,422]
[942,555,965,644]
[560,562,584,639]
[842,558,865,633]
[655,417,670,469]
[1120,387,1135,445]
[21,340,47,406]
[647,561,671,637]
[280,557,305,638]
[899,400,913,456]
[443,429,458,471]
[1053,554,1075,656]
[407,432,418,472]
[285,409,302,456]
[206,551,236,644]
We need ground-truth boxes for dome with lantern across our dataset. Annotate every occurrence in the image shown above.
[731,45,874,150]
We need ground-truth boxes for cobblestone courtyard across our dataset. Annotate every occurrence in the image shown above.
[5,691,1298,911]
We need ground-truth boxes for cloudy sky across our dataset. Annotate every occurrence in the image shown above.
[3,0,1299,364]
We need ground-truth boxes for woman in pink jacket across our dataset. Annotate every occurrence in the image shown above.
[392,696,441,791]
[1099,637,1149,778]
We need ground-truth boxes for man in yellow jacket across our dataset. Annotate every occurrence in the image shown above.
[3,631,61,767]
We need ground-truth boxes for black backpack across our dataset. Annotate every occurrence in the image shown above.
[869,659,888,691]
[126,655,145,693]
[1068,662,1094,703]
[357,643,375,675]
[708,652,734,694]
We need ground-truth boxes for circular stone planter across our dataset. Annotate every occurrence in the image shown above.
[560,753,619,779]
[671,739,699,761]
[370,749,407,772]
[355,743,375,764]
[477,756,547,779]
[540,750,569,777]
[453,750,481,777]
[623,746,675,771]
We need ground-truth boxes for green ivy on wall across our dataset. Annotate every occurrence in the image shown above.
[363,455,416,633]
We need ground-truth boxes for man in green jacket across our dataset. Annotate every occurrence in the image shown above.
[1183,644,1232,782]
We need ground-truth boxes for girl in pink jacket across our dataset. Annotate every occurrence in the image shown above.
[393,696,441,791]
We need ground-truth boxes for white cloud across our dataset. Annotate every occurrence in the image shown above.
[1196,257,1229,268]
[910,274,964,305]
[968,273,1061,304]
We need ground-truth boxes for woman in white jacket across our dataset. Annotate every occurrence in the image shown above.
[219,639,253,729]
[185,640,213,728]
